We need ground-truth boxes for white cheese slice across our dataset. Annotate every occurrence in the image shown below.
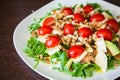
[66,15,74,18]
[96,37,107,52]
[37,35,47,43]
[45,45,60,55]
[95,50,107,72]
[73,51,88,63]
[98,18,108,24]
[89,8,100,16]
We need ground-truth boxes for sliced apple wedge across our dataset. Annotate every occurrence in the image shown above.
[95,50,107,72]
[37,35,47,43]
[73,51,88,63]
[95,38,107,72]
[45,45,60,55]
[96,37,107,52]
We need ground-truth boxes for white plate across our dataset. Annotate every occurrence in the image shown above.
[13,0,120,80]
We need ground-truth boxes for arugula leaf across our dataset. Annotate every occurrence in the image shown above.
[89,3,101,9]
[52,67,63,72]
[102,10,113,17]
[84,63,100,77]
[71,62,99,78]
[50,51,62,63]
[33,56,40,69]
[51,51,62,58]
[42,12,52,20]
[71,62,88,77]
[23,37,47,68]
[23,46,34,57]
[58,3,63,9]
[80,4,84,8]
[52,3,63,10]
[118,60,120,64]
[107,55,116,69]
[60,51,68,68]
[52,51,70,72]
[23,37,46,57]
[28,12,51,33]
[72,4,77,10]
[28,18,40,33]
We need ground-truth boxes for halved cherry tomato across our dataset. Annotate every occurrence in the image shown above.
[63,7,73,15]
[43,17,55,26]
[45,36,59,48]
[38,26,52,36]
[84,5,94,14]
[64,23,75,35]
[68,45,84,58]
[96,29,113,41]
[106,19,119,33]
[78,27,92,38]
[73,13,84,23]
[90,13,105,22]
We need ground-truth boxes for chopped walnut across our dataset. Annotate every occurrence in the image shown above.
[117,15,120,19]
[31,30,37,37]
[81,53,95,64]
[43,57,50,64]
[61,35,77,46]
[92,49,98,57]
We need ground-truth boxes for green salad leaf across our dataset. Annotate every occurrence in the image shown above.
[28,18,40,33]
[24,37,46,57]
[52,3,63,10]
[84,63,100,77]
[72,4,77,10]
[51,51,62,59]
[89,3,101,9]
[28,12,51,33]
[58,3,63,9]
[52,51,69,71]
[60,51,68,68]
[102,10,113,17]
[107,54,120,69]
[71,62,100,78]
[23,36,46,68]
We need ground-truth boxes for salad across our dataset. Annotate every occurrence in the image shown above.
[23,3,120,78]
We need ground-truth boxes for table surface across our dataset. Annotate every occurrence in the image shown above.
[0,0,120,80]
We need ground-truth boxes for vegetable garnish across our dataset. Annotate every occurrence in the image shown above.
[24,3,120,78]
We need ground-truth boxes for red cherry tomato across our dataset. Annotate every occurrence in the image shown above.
[90,13,105,22]
[84,5,94,14]
[96,29,113,41]
[64,23,75,35]
[73,13,84,23]
[68,45,84,58]
[45,36,59,48]
[38,26,53,36]
[106,19,119,33]
[78,27,93,38]
[43,17,55,26]
[63,7,73,15]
